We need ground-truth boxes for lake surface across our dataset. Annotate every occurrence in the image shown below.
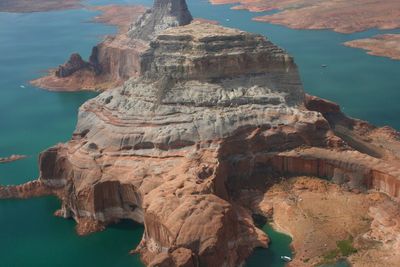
[1,0,399,266]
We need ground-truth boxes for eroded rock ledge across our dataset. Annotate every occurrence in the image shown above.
[4,0,400,266]
[0,154,26,164]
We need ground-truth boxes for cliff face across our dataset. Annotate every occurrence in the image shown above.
[129,0,192,41]
[32,1,194,91]
[31,5,148,91]
[4,0,400,266]
[31,22,311,266]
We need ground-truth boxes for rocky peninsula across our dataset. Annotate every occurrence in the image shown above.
[0,154,26,164]
[31,4,148,91]
[2,0,400,266]
[0,0,81,13]
[210,0,400,34]
[345,34,400,61]
[210,0,400,61]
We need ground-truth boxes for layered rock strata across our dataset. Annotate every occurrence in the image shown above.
[31,0,194,92]
[31,5,148,91]
[3,1,400,266]
[4,20,316,266]
[129,0,193,41]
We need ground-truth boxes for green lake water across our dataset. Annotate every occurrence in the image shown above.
[1,0,399,266]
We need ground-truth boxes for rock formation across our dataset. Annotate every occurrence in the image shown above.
[31,0,194,92]
[55,53,96,78]
[0,0,81,13]
[345,34,400,61]
[129,0,193,41]
[0,154,26,164]
[31,5,148,91]
[3,0,400,266]
[210,0,400,34]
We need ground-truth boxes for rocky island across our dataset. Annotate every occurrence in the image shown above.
[2,0,400,266]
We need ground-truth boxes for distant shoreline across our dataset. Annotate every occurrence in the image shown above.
[0,0,82,13]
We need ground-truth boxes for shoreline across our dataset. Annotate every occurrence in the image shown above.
[246,177,400,266]
[209,0,400,60]
[345,34,400,61]
[30,4,148,92]
[209,0,400,34]
[0,0,82,13]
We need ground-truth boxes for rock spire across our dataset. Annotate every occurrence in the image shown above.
[129,0,193,41]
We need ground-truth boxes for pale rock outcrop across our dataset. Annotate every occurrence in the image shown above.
[129,0,192,41]
[0,154,26,164]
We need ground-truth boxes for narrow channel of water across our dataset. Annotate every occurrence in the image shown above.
[246,224,292,267]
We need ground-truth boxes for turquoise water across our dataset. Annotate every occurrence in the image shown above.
[1,0,400,266]
[246,224,292,267]
[186,0,400,130]
[0,2,144,266]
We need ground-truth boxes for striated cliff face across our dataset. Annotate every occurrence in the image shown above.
[30,22,313,266]
[3,0,400,266]
[129,0,192,41]
[31,0,195,92]
[31,4,148,91]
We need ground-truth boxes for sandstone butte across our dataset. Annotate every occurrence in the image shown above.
[0,0,81,13]
[31,3,216,92]
[2,0,400,266]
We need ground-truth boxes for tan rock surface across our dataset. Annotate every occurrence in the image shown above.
[210,0,400,34]
[0,154,26,164]
[31,0,197,92]
[0,0,81,13]
[31,5,148,92]
[239,177,400,266]
[3,1,400,266]
[345,34,400,61]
